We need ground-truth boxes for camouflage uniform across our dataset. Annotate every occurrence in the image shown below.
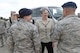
[6,18,18,29]
[6,19,18,41]
[51,14,80,53]
[7,19,41,53]
[0,19,6,47]
[57,16,64,21]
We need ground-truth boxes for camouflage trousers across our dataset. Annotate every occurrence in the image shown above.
[0,35,4,47]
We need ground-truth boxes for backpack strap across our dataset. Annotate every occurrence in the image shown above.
[9,17,12,26]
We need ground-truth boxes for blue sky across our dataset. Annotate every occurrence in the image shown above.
[0,0,79,19]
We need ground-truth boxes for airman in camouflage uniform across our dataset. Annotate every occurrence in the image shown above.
[51,2,80,53]
[6,11,18,29]
[5,11,18,46]
[7,8,41,53]
[0,19,6,47]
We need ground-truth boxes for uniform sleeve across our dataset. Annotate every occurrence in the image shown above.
[6,20,10,30]
[50,19,57,34]
[7,28,14,53]
[0,20,6,34]
[3,21,6,36]
[35,20,39,28]
[35,20,40,33]
[50,22,62,42]
[32,26,41,53]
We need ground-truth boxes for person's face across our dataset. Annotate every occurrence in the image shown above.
[63,8,67,17]
[11,13,17,20]
[24,15,32,22]
[41,10,48,17]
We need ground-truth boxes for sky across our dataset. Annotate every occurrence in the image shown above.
[0,0,80,19]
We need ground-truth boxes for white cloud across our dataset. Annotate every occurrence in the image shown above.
[0,0,80,19]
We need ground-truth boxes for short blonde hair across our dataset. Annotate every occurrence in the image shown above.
[11,11,16,16]
[40,7,48,14]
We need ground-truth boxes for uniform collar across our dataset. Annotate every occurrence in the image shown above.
[40,18,50,22]
[19,19,29,23]
[40,18,50,25]
[64,14,77,19]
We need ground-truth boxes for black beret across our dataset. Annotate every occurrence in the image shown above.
[19,8,32,18]
[62,2,77,9]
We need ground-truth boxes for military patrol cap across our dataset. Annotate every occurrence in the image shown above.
[19,8,32,18]
[62,1,77,9]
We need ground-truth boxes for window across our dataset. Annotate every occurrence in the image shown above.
[32,8,41,17]
[49,7,63,19]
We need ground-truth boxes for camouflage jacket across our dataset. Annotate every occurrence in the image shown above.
[6,19,18,29]
[51,14,80,53]
[7,19,41,53]
[0,19,6,35]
